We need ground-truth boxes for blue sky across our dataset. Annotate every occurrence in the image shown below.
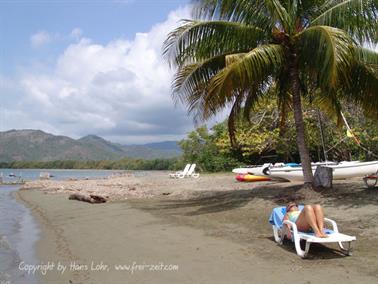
[0,0,230,144]
[0,0,189,74]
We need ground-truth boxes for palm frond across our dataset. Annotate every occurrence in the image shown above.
[312,89,344,126]
[341,61,378,118]
[297,25,355,90]
[192,0,274,29]
[228,94,244,147]
[264,0,293,32]
[163,20,267,67]
[276,71,292,133]
[191,44,284,121]
[225,53,247,66]
[354,46,378,66]
[311,0,378,44]
[243,87,265,122]
[172,55,226,107]
[209,44,284,93]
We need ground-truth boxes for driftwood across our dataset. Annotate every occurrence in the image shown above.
[68,193,107,204]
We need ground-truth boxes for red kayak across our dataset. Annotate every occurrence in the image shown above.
[236,174,271,182]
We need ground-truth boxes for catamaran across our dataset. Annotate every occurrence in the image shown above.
[267,161,378,181]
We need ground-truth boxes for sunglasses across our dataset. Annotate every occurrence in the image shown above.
[286,204,297,211]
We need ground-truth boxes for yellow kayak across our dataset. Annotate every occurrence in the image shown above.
[236,174,271,182]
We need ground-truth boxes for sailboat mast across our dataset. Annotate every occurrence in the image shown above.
[317,109,328,163]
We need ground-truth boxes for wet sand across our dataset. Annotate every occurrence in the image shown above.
[17,172,378,283]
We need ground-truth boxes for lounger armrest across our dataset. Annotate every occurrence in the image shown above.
[282,220,299,239]
[282,219,310,257]
[324,218,339,233]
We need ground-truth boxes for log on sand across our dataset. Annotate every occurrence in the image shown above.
[68,193,107,204]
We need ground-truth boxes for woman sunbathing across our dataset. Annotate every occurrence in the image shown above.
[283,202,328,238]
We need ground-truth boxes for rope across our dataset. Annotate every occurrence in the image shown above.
[338,112,378,159]
[325,136,349,154]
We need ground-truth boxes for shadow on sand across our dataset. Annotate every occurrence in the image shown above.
[130,180,376,260]
[134,181,377,216]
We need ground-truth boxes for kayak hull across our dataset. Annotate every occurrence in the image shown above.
[232,163,272,175]
[236,174,271,182]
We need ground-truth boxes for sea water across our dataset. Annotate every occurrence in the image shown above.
[0,169,129,284]
[0,185,39,284]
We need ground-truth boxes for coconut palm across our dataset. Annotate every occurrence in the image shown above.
[163,0,378,187]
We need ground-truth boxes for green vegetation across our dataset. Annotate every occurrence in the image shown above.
[2,103,378,173]
[163,0,378,187]
[0,158,178,171]
[175,102,378,172]
[177,125,240,172]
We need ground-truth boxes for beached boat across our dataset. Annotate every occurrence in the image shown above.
[232,162,336,176]
[235,174,271,182]
[268,161,378,181]
[232,163,272,175]
[39,172,51,180]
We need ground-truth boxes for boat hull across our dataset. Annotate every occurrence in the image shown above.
[232,163,271,176]
[268,161,378,181]
[235,174,271,182]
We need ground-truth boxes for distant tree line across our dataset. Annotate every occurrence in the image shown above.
[2,102,377,173]
[175,101,378,172]
[0,158,179,171]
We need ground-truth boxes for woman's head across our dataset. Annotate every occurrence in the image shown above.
[286,202,298,212]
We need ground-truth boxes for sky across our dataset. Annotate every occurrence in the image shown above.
[0,0,227,144]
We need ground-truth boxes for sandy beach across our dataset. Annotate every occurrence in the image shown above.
[16,172,378,284]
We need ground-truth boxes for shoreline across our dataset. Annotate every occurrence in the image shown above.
[16,172,378,283]
[0,185,39,284]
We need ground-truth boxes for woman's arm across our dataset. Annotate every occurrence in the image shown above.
[283,214,292,239]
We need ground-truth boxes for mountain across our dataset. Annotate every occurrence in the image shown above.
[142,141,181,152]
[78,135,126,155]
[0,130,182,162]
[125,141,182,159]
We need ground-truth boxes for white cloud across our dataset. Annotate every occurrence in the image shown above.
[70,28,83,39]
[5,5,197,144]
[30,31,52,48]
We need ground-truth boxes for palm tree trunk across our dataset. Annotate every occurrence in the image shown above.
[289,53,314,187]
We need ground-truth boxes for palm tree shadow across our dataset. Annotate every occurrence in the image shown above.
[136,183,303,216]
[133,180,377,217]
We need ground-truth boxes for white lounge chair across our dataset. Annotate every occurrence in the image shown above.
[169,164,191,178]
[181,163,199,179]
[269,206,356,258]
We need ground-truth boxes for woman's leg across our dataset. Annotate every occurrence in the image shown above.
[312,204,326,236]
[295,205,325,237]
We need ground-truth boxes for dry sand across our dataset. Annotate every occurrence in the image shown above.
[16,172,378,284]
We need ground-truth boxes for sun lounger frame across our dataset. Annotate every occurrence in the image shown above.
[269,206,356,258]
[363,174,378,188]
[272,218,356,258]
[169,164,200,179]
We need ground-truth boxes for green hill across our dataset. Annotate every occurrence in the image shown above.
[0,130,181,162]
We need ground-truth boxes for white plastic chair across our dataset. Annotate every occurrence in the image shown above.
[169,164,191,178]
[183,163,199,179]
[269,206,356,258]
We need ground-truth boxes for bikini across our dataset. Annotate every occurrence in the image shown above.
[288,210,301,223]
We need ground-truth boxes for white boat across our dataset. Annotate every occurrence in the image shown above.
[39,172,51,180]
[268,161,378,181]
[232,163,272,175]
[232,161,337,176]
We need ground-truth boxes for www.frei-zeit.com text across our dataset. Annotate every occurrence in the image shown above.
[18,261,179,275]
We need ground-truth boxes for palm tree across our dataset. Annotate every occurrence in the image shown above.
[163,0,378,188]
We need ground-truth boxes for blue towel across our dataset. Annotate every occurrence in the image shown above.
[269,206,304,228]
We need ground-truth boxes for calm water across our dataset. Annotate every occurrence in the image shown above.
[0,169,128,284]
